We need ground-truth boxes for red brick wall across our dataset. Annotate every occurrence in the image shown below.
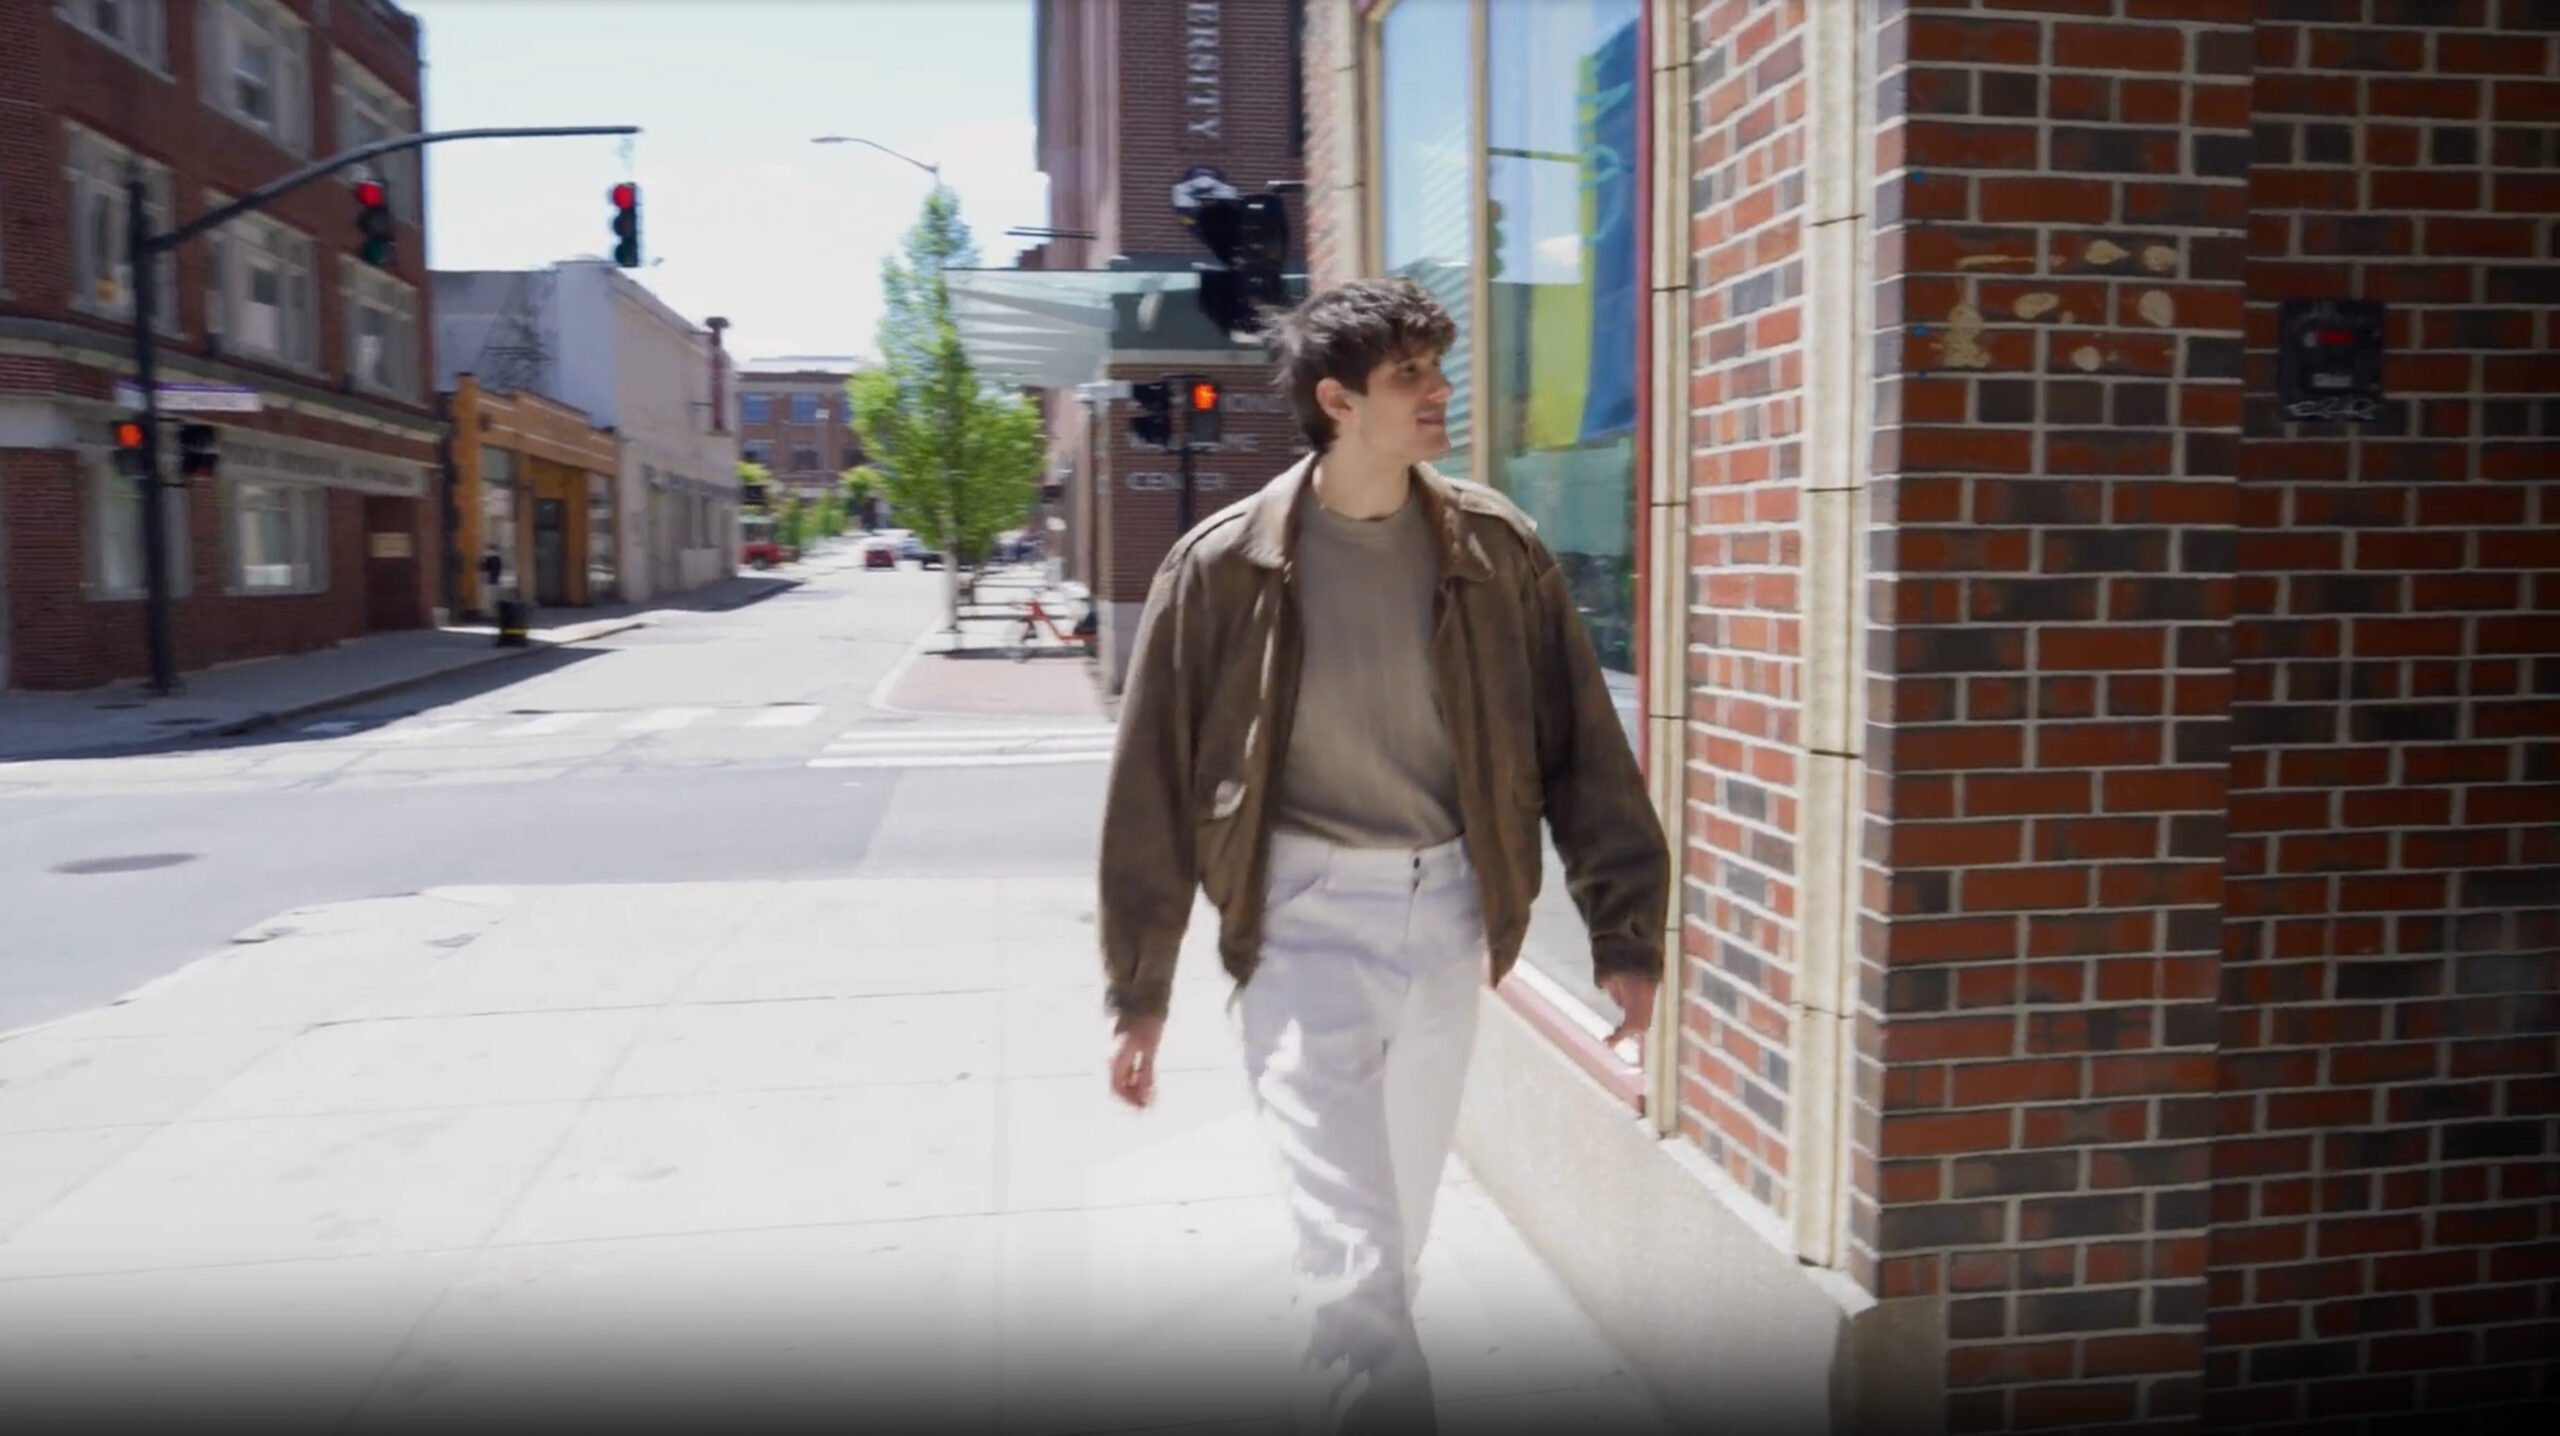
[2211,6,2560,1428]
[1678,0,1820,1236]
[1867,3,2254,1428]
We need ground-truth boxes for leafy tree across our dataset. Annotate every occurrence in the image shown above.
[848,188,1040,625]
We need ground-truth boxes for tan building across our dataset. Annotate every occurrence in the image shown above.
[439,376,617,618]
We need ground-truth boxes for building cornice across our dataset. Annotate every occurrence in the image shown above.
[0,317,446,444]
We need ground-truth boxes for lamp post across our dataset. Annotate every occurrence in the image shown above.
[810,134,964,629]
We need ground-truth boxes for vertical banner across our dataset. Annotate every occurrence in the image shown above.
[1578,17,1640,444]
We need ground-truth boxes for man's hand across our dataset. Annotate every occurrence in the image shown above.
[1108,1013,1168,1110]
[1601,972,1658,1049]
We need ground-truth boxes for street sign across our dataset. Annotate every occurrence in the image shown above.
[115,381,263,414]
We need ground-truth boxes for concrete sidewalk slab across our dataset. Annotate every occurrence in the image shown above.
[0,877,1672,1434]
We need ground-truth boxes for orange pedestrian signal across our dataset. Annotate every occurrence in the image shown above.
[113,420,145,449]
[1188,382,1218,411]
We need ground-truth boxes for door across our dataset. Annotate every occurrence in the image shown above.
[533,498,568,608]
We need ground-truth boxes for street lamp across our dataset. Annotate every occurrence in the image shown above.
[808,135,942,189]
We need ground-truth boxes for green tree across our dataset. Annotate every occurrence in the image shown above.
[848,188,1040,626]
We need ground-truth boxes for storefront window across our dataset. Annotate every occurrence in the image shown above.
[1379,0,1649,1031]
[587,470,617,602]
[479,444,516,602]
[1376,0,1476,480]
[1485,0,1641,681]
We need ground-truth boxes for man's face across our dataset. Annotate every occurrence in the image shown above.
[1326,349,1453,465]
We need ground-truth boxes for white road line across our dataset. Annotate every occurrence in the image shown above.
[746,705,823,728]
[622,706,712,733]
[816,750,1113,771]
[507,711,597,736]
[369,721,478,744]
[298,720,363,736]
[808,724,1116,769]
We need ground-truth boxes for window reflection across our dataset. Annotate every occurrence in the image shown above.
[1485,0,1641,682]
[1377,0,1475,480]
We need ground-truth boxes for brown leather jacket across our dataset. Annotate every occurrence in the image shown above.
[1098,455,1669,1019]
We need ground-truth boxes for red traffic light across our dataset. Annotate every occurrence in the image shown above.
[113,420,145,449]
[355,180,386,207]
[610,182,637,209]
[1188,382,1219,411]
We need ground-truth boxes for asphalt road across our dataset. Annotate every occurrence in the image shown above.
[0,566,1111,1035]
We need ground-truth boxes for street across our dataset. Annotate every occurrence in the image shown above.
[0,564,1107,1034]
[0,567,1662,1434]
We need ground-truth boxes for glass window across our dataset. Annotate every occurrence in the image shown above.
[57,0,167,70]
[226,480,326,593]
[88,455,189,599]
[203,0,308,152]
[479,445,516,594]
[205,192,318,368]
[741,393,770,423]
[791,445,820,473]
[742,440,771,467]
[64,124,176,330]
[1484,0,1641,681]
[789,392,820,424]
[344,260,418,398]
[587,470,616,601]
[1376,0,1477,479]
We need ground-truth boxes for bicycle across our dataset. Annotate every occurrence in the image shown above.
[1011,589,1098,663]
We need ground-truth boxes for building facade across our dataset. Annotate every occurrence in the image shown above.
[957,0,1309,687]
[439,374,617,619]
[734,366,861,501]
[432,261,738,606]
[0,0,441,691]
[1305,1,2558,1432]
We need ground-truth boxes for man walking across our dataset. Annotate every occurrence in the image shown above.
[1097,276,1669,1433]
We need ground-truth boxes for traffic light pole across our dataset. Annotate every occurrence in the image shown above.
[123,125,637,696]
[1175,434,1196,536]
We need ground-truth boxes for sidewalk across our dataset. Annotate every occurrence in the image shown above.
[0,878,1672,1434]
[0,571,801,763]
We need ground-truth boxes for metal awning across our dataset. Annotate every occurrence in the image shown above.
[943,268,1197,388]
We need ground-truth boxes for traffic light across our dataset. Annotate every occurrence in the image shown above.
[355,177,394,268]
[112,417,149,481]
[610,182,642,269]
[177,423,219,482]
[1187,192,1292,337]
[1183,378,1221,447]
[1128,381,1172,448]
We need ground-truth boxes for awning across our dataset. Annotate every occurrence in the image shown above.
[943,268,1198,389]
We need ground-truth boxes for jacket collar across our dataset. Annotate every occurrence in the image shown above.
[1235,453,1497,583]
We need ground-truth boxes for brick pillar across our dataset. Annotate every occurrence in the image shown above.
[1867,5,2255,1430]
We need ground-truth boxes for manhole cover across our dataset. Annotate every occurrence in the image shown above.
[52,853,199,876]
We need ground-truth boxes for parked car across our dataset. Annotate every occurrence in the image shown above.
[861,536,898,570]
[740,515,793,570]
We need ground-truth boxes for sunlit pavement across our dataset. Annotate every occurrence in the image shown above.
[0,877,1669,1434]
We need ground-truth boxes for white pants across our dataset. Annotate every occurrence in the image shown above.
[1235,830,1487,1436]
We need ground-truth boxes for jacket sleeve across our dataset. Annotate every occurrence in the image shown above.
[1097,557,1202,1019]
[1527,548,1671,985]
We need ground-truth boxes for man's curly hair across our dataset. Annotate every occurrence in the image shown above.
[1264,276,1457,453]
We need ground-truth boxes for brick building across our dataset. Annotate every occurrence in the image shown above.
[952,0,1309,686]
[1303,1,2557,1431]
[734,365,862,501]
[0,0,442,691]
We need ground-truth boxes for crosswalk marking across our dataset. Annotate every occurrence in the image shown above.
[620,706,712,733]
[745,704,823,728]
[809,725,1115,770]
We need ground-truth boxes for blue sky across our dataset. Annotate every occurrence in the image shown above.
[407,0,1048,366]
